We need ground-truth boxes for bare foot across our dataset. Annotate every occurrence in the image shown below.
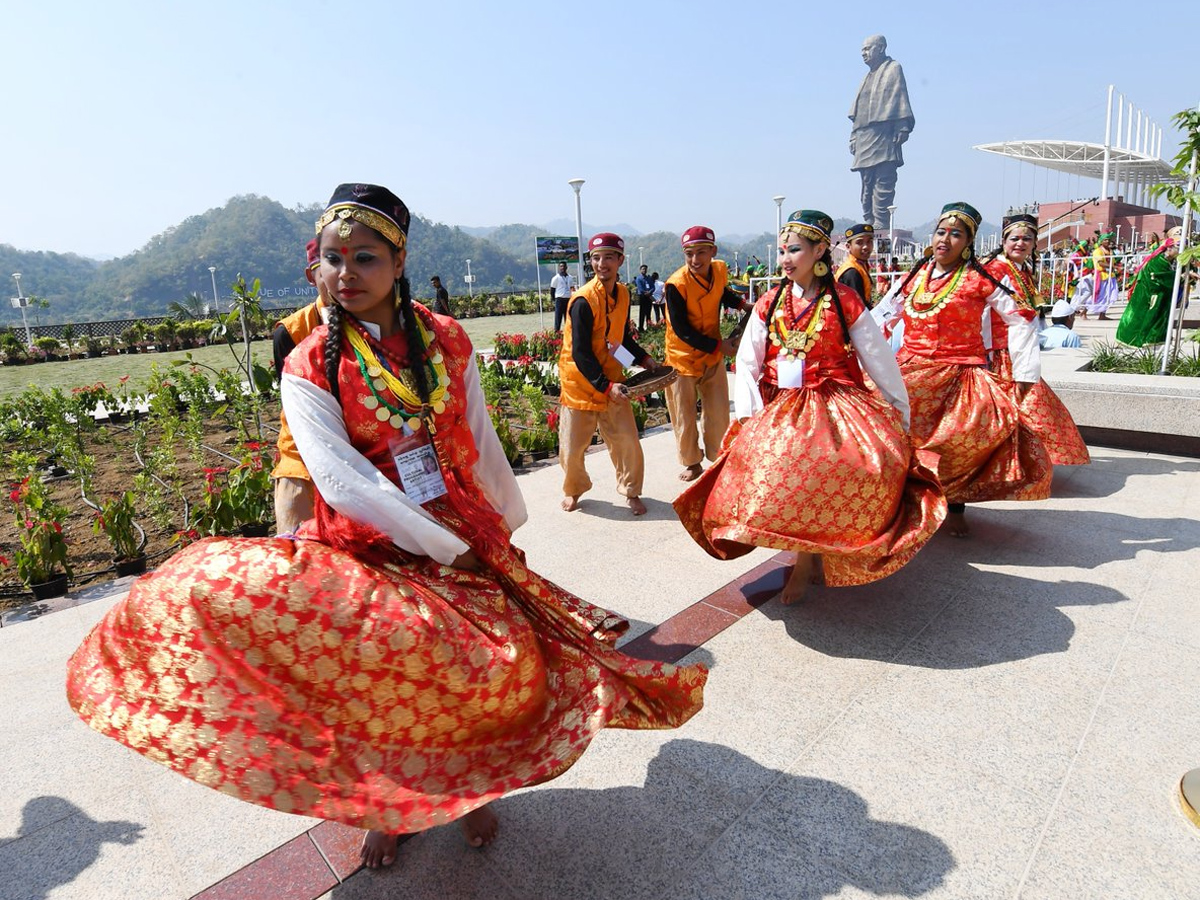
[679,464,703,482]
[627,496,647,516]
[810,555,825,585]
[779,553,815,605]
[360,830,398,869]
[944,511,969,538]
[459,805,499,848]
[561,495,580,512]
[1098,313,1110,320]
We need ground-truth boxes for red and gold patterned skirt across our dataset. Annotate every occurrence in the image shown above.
[991,349,1090,467]
[66,537,705,834]
[673,381,946,586]
[901,355,1052,504]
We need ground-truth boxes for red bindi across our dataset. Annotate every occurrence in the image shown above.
[340,247,349,255]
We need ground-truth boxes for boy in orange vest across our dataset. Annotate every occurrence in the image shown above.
[663,226,744,482]
[557,233,662,516]
[271,240,326,532]
[835,222,875,307]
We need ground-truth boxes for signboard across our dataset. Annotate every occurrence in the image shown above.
[536,236,579,265]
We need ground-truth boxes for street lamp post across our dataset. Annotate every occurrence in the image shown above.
[638,246,645,269]
[568,178,586,288]
[208,266,220,314]
[773,195,785,235]
[11,273,31,347]
[465,259,474,299]
[887,205,897,260]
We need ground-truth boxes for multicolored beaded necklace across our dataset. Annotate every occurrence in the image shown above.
[769,283,830,360]
[997,256,1040,311]
[903,263,967,319]
[343,317,452,433]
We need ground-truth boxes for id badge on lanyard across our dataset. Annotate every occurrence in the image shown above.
[389,421,447,505]
[776,357,805,389]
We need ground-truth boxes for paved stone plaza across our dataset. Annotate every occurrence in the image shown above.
[2,318,1199,899]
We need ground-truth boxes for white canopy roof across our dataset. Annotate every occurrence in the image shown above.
[973,139,1185,186]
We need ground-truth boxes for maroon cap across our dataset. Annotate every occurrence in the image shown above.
[305,239,320,269]
[681,225,716,247]
[588,232,625,253]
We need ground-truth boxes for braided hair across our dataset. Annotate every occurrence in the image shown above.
[324,300,344,399]
[395,275,431,404]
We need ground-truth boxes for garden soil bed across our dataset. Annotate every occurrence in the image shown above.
[1,397,671,613]
[0,400,284,612]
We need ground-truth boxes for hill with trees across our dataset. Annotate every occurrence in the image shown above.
[3,196,951,328]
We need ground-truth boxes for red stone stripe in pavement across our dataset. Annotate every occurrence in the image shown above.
[188,552,790,898]
[620,552,789,662]
[191,834,337,900]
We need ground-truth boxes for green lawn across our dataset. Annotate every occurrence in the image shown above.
[0,313,557,399]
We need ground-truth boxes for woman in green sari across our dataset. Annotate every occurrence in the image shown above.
[1116,227,1182,347]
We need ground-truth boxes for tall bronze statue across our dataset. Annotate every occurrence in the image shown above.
[848,34,915,231]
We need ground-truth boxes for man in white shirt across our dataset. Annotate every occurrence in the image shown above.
[1040,299,1082,349]
[550,262,576,331]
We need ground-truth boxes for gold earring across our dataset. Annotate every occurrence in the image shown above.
[961,247,972,261]
[813,261,829,277]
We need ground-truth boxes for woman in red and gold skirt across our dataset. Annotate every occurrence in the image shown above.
[872,202,1051,537]
[982,214,1089,479]
[674,210,945,604]
[66,184,705,870]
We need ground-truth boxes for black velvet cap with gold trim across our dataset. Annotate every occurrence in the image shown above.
[782,209,834,243]
[937,201,982,239]
[1002,213,1038,237]
[315,183,411,251]
[844,222,875,238]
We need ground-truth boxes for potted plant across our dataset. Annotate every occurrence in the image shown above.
[7,476,73,599]
[33,336,63,361]
[226,442,273,535]
[191,443,274,537]
[93,491,146,576]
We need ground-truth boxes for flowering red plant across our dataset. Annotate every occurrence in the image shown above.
[5,476,72,585]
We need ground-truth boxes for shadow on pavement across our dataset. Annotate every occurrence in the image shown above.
[332,739,953,900]
[0,797,145,900]
[765,565,1128,669]
[1051,452,1200,501]
[571,495,679,523]
[753,504,1200,668]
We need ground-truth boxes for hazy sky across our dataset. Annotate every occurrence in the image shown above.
[4,0,1197,259]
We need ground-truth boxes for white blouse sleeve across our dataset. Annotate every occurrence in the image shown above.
[733,311,768,419]
[985,286,1041,382]
[281,373,470,565]
[461,351,528,533]
[850,314,910,431]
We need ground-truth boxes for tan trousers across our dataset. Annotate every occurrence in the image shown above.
[665,362,731,467]
[559,403,644,499]
[273,476,314,534]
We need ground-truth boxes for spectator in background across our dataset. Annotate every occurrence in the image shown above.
[1040,299,1082,349]
[550,261,576,332]
[651,271,666,324]
[429,275,453,317]
[635,264,655,331]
